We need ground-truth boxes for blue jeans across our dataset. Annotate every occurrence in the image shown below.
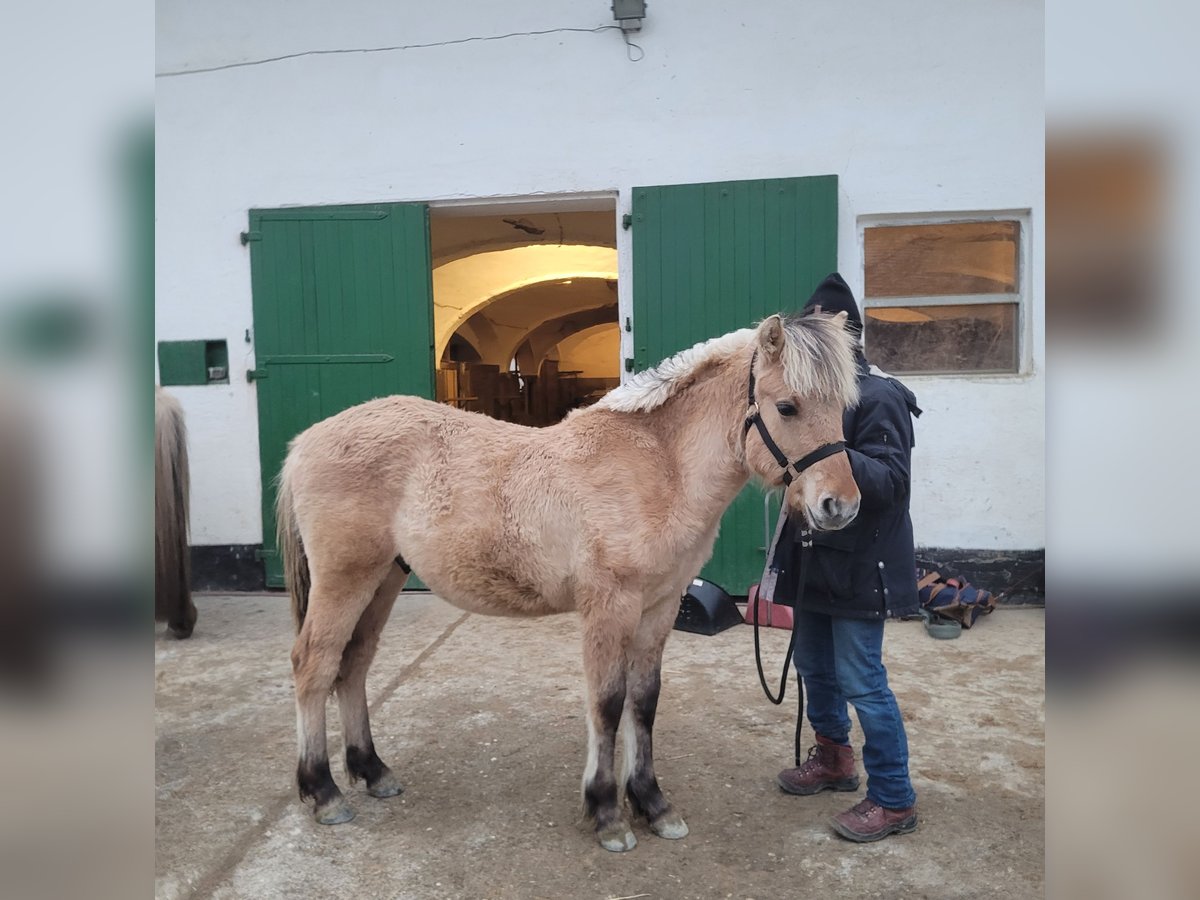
[792,609,917,809]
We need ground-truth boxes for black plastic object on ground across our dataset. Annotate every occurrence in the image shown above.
[674,578,743,636]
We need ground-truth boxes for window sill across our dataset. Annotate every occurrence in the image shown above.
[885,368,1039,385]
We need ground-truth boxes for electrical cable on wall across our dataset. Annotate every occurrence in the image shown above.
[157,24,643,78]
[621,30,644,62]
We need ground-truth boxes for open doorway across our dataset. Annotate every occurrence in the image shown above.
[429,198,619,427]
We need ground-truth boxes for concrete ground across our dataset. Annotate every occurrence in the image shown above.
[155,594,1044,900]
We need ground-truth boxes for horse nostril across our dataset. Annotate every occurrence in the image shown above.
[821,496,838,518]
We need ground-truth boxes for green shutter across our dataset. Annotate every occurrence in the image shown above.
[157,340,208,385]
[248,203,434,587]
[631,176,838,593]
[158,339,229,385]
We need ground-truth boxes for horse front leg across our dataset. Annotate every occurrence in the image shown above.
[623,596,689,840]
[580,600,640,852]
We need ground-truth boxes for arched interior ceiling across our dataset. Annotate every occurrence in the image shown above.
[512,304,618,375]
[445,332,482,362]
[432,244,618,362]
[555,323,621,379]
[429,209,616,267]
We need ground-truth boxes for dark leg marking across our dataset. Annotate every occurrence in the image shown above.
[297,757,342,809]
[347,741,404,798]
[584,688,626,829]
[625,669,670,821]
[345,743,388,787]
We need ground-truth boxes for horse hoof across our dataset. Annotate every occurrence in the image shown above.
[598,822,637,853]
[314,798,355,825]
[367,771,405,799]
[649,811,689,840]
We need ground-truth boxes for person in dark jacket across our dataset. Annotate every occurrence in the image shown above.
[772,273,923,842]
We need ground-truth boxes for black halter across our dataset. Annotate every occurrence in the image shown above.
[743,350,846,486]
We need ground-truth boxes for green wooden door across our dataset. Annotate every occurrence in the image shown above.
[631,176,838,594]
[248,204,435,586]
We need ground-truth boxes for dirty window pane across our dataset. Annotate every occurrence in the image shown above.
[865,221,1019,297]
[865,304,1018,375]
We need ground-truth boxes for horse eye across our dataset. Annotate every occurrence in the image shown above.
[775,401,798,417]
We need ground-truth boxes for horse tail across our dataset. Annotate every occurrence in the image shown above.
[154,388,195,637]
[276,459,311,632]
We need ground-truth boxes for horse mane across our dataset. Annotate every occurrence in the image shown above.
[593,329,753,414]
[776,313,861,409]
[594,313,859,414]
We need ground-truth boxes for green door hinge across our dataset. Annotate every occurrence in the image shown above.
[240,230,263,244]
[247,368,269,381]
[624,357,635,372]
[622,214,633,230]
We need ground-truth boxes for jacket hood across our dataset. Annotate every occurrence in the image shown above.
[802,272,863,337]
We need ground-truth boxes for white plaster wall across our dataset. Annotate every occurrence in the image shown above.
[157,0,1044,550]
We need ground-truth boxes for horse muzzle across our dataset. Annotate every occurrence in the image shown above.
[805,494,860,532]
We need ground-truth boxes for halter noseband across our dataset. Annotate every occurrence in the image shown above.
[743,349,846,487]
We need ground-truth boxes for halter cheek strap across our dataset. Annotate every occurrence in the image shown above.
[743,350,846,486]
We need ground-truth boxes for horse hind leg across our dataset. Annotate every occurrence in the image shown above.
[292,568,382,825]
[337,565,407,800]
[622,597,689,840]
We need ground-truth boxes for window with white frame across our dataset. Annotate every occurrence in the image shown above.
[862,218,1023,375]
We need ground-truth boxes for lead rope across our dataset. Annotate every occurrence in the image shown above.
[752,500,809,767]
[743,349,840,767]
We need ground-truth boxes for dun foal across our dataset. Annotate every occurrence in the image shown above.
[277,313,861,851]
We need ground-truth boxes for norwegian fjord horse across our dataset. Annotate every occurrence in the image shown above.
[276,312,861,850]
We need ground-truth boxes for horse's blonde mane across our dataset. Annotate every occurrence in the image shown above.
[595,314,859,414]
[776,313,861,409]
[595,329,754,413]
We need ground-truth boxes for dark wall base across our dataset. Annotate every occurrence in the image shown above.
[915,548,1044,605]
[190,545,268,593]
[190,544,1045,605]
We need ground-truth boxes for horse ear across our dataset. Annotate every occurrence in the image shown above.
[758,315,785,360]
[832,310,848,327]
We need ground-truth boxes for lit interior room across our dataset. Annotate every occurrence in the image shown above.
[430,206,619,426]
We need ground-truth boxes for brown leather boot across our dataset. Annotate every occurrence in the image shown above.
[830,797,918,842]
[776,735,860,795]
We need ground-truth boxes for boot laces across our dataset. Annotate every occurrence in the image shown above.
[797,743,824,773]
[851,798,879,818]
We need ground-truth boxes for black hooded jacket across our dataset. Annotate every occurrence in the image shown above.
[770,275,923,620]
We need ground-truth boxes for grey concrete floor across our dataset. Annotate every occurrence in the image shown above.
[155,594,1044,900]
